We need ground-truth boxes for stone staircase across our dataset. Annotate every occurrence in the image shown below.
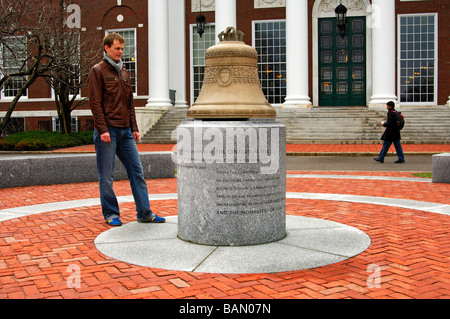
[395,106,450,144]
[140,106,450,144]
[276,107,383,144]
[140,108,188,144]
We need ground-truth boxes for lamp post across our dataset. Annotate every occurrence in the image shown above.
[335,1,347,34]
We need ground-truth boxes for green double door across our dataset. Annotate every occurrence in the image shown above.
[319,17,366,106]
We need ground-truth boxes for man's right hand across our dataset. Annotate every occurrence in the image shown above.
[101,132,111,143]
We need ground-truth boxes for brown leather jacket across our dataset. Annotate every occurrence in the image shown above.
[88,60,138,135]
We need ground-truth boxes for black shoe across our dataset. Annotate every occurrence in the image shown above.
[373,158,384,163]
[395,159,405,163]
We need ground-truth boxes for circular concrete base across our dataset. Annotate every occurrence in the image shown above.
[95,215,370,273]
[94,215,370,274]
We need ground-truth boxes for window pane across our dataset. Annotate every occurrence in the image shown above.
[337,50,348,63]
[321,67,332,80]
[255,20,286,105]
[352,34,364,47]
[336,35,347,47]
[321,36,332,48]
[337,67,347,79]
[321,51,333,63]
[2,36,28,98]
[336,82,348,94]
[321,82,332,94]
[352,66,364,79]
[398,14,436,103]
[352,19,364,32]
[192,25,215,102]
[321,21,332,33]
[53,117,78,133]
[352,50,364,63]
[352,81,364,93]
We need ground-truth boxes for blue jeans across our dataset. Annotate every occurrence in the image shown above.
[378,140,405,161]
[94,128,151,221]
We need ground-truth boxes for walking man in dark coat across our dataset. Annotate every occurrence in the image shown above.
[374,101,405,163]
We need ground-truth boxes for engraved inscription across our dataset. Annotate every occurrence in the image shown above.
[214,172,285,215]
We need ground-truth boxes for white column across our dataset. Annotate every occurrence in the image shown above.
[215,0,237,43]
[283,0,311,108]
[168,0,188,108]
[369,0,397,108]
[146,0,172,108]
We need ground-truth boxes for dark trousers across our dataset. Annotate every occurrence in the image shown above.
[378,140,405,161]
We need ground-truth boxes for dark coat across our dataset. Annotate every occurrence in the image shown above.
[381,110,401,141]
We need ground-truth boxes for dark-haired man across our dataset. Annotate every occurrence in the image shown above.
[374,101,405,164]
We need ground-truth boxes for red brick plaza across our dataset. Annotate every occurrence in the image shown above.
[1,144,449,300]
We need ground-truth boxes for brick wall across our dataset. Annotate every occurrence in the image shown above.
[1,0,449,133]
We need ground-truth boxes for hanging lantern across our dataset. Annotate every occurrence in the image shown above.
[196,12,206,37]
[335,2,347,33]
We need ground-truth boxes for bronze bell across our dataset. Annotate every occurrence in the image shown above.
[187,27,276,119]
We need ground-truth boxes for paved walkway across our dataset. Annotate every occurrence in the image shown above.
[1,144,449,300]
[51,143,450,155]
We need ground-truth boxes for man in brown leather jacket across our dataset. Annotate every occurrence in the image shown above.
[88,32,165,226]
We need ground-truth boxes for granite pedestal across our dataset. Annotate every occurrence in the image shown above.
[432,153,450,183]
[176,119,286,246]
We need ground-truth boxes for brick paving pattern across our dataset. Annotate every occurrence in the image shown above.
[1,144,449,299]
[52,143,450,154]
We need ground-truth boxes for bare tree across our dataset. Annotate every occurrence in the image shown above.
[0,0,101,136]
[38,0,101,135]
[0,0,50,136]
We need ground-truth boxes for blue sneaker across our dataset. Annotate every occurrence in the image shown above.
[137,211,166,223]
[106,218,122,226]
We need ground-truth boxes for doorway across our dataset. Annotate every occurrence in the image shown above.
[318,17,366,106]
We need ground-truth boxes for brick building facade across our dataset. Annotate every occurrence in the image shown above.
[0,0,448,134]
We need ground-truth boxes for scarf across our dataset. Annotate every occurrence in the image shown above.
[103,51,124,75]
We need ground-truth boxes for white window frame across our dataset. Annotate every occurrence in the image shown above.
[189,23,216,106]
[397,13,438,105]
[0,36,28,100]
[52,116,78,132]
[105,28,138,95]
[252,19,287,107]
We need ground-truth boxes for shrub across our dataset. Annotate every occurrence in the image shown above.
[14,140,48,151]
[0,131,94,151]
[0,139,14,151]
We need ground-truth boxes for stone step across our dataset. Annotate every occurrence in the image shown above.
[140,106,450,144]
[141,108,187,143]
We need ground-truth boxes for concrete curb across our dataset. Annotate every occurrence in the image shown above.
[0,151,175,188]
